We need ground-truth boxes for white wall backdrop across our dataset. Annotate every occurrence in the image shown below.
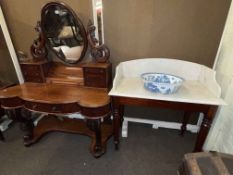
[204,1,233,154]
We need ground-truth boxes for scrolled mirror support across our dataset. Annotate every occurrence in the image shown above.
[30,21,48,60]
[87,20,110,63]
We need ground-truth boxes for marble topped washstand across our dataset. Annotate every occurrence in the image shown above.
[109,58,225,151]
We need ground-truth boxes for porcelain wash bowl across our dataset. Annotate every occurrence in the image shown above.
[141,73,184,94]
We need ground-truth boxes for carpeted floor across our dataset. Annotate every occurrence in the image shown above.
[0,122,196,175]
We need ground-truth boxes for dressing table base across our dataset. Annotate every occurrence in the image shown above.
[20,112,113,158]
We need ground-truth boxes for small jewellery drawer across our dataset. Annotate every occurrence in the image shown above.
[82,63,112,88]
[84,68,107,88]
[84,68,105,74]
[24,102,81,114]
[20,63,48,83]
[84,78,106,88]
[24,76,44,83]
[21,65,41,76]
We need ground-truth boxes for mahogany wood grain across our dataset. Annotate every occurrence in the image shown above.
[20,60,50,83]
[0,83,110,108]
[0,83,112,157]
[46,62,84,86]
[83,63,112,89]
[3,59,112,157]
[194,106,217,151]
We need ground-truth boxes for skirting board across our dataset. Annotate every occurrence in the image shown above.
[122,116,200,138]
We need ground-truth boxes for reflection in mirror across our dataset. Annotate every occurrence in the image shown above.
[41,2,87,64]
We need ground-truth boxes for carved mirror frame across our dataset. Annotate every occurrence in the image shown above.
[31,2,88,64]
[30,1,110,64]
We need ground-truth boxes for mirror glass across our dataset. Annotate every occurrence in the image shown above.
[41,2,87,64]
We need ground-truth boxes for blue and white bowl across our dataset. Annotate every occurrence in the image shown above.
[141,73,184,94]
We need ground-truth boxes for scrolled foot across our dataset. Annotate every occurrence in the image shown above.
[23,135,33,146]
[93,145,105,158]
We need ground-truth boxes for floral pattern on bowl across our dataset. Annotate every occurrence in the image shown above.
[141,73,184,94]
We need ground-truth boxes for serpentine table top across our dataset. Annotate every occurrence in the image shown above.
[0,82,112,157]
[0,82,110,109]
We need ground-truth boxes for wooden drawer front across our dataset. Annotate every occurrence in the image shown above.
[85,74,106,88]
[24,76,44,83]
[21,65,44,83]
[21,65,40,76]
[84,68,105,74]
[0,97,23,108]
[84,68,107,88]
[24,102,81,114]
[81,104,111,118]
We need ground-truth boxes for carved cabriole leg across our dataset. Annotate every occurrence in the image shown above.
[194,106,217,152]
[20,108,34,146]
[86,119,103,158]
[180,111,192,136]
[112,98,121,150]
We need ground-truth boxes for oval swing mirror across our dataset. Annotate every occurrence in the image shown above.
[41,2,88,64]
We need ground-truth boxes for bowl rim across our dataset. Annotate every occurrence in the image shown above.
[141,72,184,82]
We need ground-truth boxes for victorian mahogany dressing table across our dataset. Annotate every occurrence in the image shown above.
[0,2,112,158]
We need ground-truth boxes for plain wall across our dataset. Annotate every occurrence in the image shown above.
[103,0,231,69]
[0,27,18,83]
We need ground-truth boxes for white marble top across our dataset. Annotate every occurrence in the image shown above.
[109,77,225,105]
[109,58,225,106]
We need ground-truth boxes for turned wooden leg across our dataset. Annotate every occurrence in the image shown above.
[119,105,125,126]
[87,119,103,158]
[180,111,192,136]
[112,98,121,150]
[20,108,34,146]
[194,106,217,152]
